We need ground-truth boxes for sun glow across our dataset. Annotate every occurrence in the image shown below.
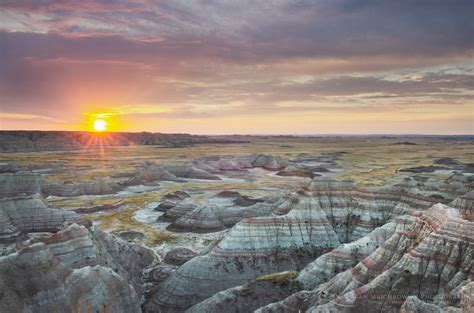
[93,119,107,132]
[83,112,125,132]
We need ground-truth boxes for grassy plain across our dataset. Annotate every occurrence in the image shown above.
[2,136,471,186]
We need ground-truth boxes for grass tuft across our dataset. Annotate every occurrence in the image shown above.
[255,271,298,286]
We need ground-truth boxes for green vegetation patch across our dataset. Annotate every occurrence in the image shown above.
[85,207,176,246]
[255,270,299,286]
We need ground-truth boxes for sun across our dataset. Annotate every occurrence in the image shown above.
[85,112,119,132]
[93,119,107,132]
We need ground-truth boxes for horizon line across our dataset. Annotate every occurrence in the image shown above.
[0,129,473,137]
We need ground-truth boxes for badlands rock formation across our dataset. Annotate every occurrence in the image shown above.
[0,244,141,313]
[165,164,222,180]
[0,162,19,173]
[184,215,420,313]
[165,194,276,233]
[167,205,231,232]
[42,178,121,197]
[166,179,437,236]
[148,178,445,311]
[0,166,156,312]
[450,190,473,220]
[125,163,221,186]
[124,164,181,185]
[159,204,196,222]
[400,158,474,174]
[32,224,154,294]
[0,172,42,197]
[276,165,318,178]
[0,195,83,243]
[1,170,124,198]
[194,153,290,172]
[164,248,197,266]
[187,271,301,313]
[0,149,472,313]
[147,265,178,284]
[251,154,290,170]
[154,191,191,213]
[296,215,417,290]
[0,224,155,313]
[126,153,321,187]
[258,203,473,312]
[162,190,190,201]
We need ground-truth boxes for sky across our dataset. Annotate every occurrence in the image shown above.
[0,0,473,134]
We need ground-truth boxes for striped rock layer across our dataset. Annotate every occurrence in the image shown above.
[125,163,221,186]
[0,172,42,197]
[0,195,83,243]
[1,170,123,198]
[187,272,301,313]
[165,173,444,235]
[42,179,121,197]
[193,154,290,172]
[0,224,155,313]
[148,179,441,312]
[128,154,290,186]
[258,203,473,312]
[164,194,282,233]
[186,215,417,313]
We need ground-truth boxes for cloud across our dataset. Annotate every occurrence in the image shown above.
[0,0,472,133]
[1,1,473,61]
[0,113,65,122]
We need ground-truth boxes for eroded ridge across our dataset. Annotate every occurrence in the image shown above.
[148,175,469,312]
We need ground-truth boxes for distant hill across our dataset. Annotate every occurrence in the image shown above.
[0,131,248,152]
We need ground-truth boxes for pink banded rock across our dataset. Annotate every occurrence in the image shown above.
[148,179,439,311]
[257,203,472,312]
